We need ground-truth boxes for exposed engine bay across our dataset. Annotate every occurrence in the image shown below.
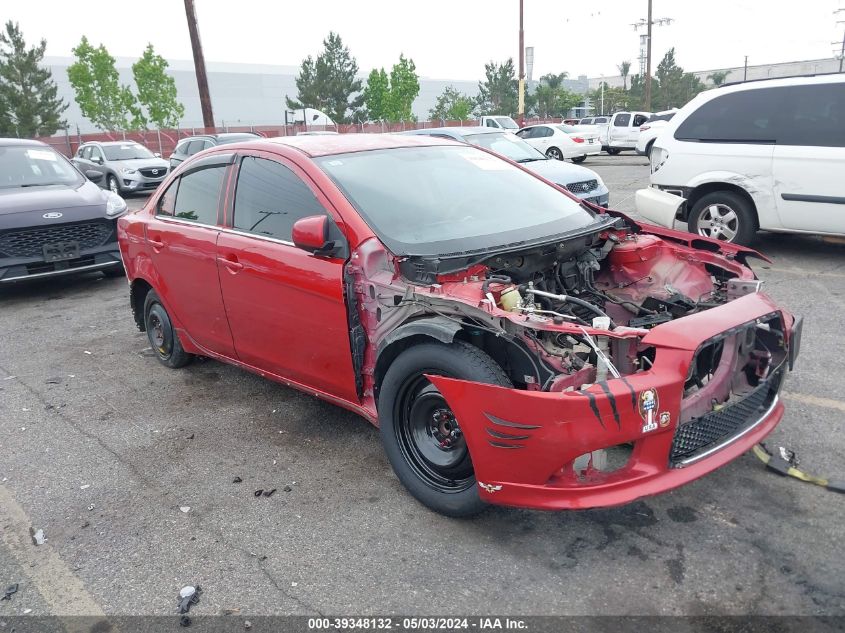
[347,214,774,415]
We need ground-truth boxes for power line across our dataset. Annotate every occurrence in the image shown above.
[632,0,673,111]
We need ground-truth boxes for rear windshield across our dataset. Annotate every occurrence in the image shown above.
[316,145,599,257]
[103,144,154,160]
[0,145,82,189]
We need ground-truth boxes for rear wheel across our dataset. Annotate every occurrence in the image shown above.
[606,148,622,156]
[143,290,193,368]
[571,155,587,164]
[688,191,757,246]
[378,341,511,517]
[545,146,563,161]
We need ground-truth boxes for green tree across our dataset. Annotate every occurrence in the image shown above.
[654,48,705,110]
[285,32,364,124]
[475,59,518,116]
[707,70,729,86]
[0,21,67,137]
[132,43,184,129]
[428,85,475,120]
[362,68,390,120]
[588,81,628,114]
[68,36,141,131]
[618,60,632,90]
[533,72,579,118]
[386,54,419,121]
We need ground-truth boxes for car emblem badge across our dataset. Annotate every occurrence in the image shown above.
[478,482,502,493]
[151,169,158,175]
[639,388,659,433]
[42,212,63,219]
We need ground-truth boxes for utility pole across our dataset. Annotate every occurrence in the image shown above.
[184,0,214,129]
[834,8,844,73]
[632,0,672,111]
[518,0,525,127]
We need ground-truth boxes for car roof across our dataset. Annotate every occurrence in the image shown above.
[0,138,48,147]
[259,133,458,157]
[404,126,498,139]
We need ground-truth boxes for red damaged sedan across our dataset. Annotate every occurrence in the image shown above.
[118,134,801,517]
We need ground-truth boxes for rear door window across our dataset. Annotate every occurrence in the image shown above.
[674,88,781,143]
[778,83,845,148]
[171,166,227,224]
[232,156,325,241]
[594,117,608,124]
[186,140,206,155]
[633,114,649,127]
[613,113,631,127]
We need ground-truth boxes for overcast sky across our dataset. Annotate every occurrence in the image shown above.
[14,0,845,80]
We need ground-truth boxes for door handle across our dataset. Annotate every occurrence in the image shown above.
[148,237,164,249]
[218,256,243,272]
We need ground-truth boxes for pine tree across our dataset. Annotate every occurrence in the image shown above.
[285,32,364,124]
[0,21,67,137]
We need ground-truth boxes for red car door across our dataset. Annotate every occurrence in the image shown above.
[145,154,236,357]
[216,152,358,402]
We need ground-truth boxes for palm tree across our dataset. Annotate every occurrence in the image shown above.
[707,70,729,86]
[539,72,568,91]
[618,61,632,90]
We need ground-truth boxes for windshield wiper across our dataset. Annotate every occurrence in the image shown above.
[517,157,546,163]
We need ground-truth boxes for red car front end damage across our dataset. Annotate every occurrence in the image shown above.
[346,221,799,512]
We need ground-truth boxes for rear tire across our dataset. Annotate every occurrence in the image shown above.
[606,148,622,156]
[378,341,511,518]
[688,191,757,246]
[143,290,193,368]
[571,155,586,164]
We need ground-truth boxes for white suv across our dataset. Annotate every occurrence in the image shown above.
[642,74,845,245]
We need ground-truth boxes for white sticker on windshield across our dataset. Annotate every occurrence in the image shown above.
[458,150,508,171]
[326,159,344,166]
[26,149,57,161]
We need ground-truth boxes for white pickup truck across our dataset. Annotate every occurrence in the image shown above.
[479,116,520,133]
[600,111,652,154]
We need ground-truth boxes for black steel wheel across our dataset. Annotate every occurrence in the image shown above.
[379,341,511,517]
[143,290,193,368]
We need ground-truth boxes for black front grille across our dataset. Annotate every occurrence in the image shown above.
[564,179,599,194]
[670,364,785,466]
[139,167,167,178]
[0,221,113,258]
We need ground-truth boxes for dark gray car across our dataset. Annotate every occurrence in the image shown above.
[0,139,127,283]
[169,132,262,169]
[72,141,170,195]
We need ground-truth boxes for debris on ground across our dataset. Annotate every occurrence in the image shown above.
[232,476,242,484]
[180,506,191,513]
[754,443,845,493]
[45,377,62,384]
[223,608,240,615]
[87,504,95,511]
[186,433,194,440]
[29,528,46,546]
[283,485,292,493]
[81,521,90,528]
[254,489,263,497]
[262,489,277,497]
[23,608,32,614]
[80,484,90,490]
[180,615,192,627]
[244,621,252,630]
[177,585,202,614]
[1,583,18,601]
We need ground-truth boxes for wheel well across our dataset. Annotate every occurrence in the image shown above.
[374,334,437,405]
[684,183,759,227]
[130,279,153,331]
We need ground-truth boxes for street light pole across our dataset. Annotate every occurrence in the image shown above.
[518,0,525,126]
[644,0,653,110]
[184,0,215,129]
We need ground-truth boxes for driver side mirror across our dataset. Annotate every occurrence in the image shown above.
[292,215,335,255]
[154,152,161,158]
[92,155,103,164]
[85,170,104,183]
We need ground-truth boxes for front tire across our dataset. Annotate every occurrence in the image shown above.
[378,341,511,517]
[689,191,757,246]
[107,174,121,194]
[143,290,193,368]
[571,155,587,164]
[545,146,563,161]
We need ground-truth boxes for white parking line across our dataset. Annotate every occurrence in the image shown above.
[783,391,845,414]
[0,484,105,617]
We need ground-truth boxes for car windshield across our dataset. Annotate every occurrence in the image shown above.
[102,144,155,160]
[0,145,82,189]
[317,145,599,257]
[463,132,547,163]
[495,117,519,130]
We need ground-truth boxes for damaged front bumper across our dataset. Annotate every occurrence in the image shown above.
[428,292,799,511]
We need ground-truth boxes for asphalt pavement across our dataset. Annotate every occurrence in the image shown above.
[1,154,843,619]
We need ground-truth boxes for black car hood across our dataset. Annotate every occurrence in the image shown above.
[0,181,106,217]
